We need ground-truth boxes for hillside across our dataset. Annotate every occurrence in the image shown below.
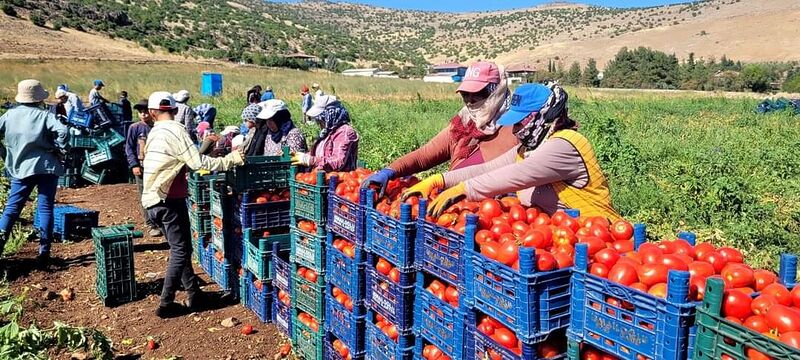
[1,0,798,69]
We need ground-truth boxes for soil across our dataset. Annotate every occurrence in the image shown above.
[4,183,294,360]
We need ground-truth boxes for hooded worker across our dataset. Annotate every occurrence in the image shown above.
[407,83,621,221]
[291,95,358,172]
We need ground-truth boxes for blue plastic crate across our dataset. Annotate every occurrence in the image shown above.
[242,229,290,280]
[239,271,250,308]
[272,289,292,337]
[414,332,471,360]
[366,309,414,360]
[327,176,367,244]
[34,204,99,241]
[290,225,327,273]
[326,232,366,301]
[211,255,237,293]
[244,272,273,323]
[67,107,92,128]
[200,244,215,277]
[568,243,697,360]
[471,326,567,360]
[413,272,467,355]
[415,200,476,287]
[211,216,242,263]
[240,194,291,229]
[326,331,366,360]
[463,219,572,342]
[272,241,292,293]
[366,253,415,330]
[325,292,366,354]
[365,191,415,270]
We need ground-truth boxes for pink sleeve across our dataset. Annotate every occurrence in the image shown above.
[464,138,586,200]
[442,145,518,187]
[312,125,358,172]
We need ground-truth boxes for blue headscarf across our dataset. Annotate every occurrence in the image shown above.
[267,109,295,143]
[316,101,350,141]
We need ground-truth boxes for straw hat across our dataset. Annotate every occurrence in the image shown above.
[16,79,49,103]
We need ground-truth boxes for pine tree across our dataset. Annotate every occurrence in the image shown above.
[582,58,600,87]
[566,61,582,85]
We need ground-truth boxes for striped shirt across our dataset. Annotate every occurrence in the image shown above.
[141,119,243,208]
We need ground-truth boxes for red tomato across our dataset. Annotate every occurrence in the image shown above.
[629,282,649,292]
[648,283,668,298]
[579,236,606,257]
[376,258,392,276]
[508,205,526,222]
[702,251,728,273]
[721,264,755,288]
[671,239,696,258]
[590,263,610,278]
[584,216,610,230]
[762,283,792,306]
[754,270,778,292]
[525,208,541,224]
[610,220,633,241]
[638,263,670,287]
[593,248,621,268]
[479,199,503,220]
[589,225,613,243]
[537,342,561,358]
[743,315,770,333]
[511,221,530,237]
[688,261,716,280]
[536,250,558,271]
[561,217,580,233]
[521,229,551,249]
[751,295,778,316]
[791,286,800,307]
[553,226,576,247]
[552,251,574,269]
[477,322,494,336]
[693,243,716,260]
[445,286,459,304]
[718,247,744,264]
[611,240,634,253]
[638,243,664,265]
[481,241,500,261]
[780,331,800,350]
[551,210,569,226]
[495,240,519,266]
[492,328,518,350]
[766,305,800,334]
[722,289,754,320]
[660,254,689,271]
[607,263,639,286]
[389,268,400,283]
[475,230,497,246]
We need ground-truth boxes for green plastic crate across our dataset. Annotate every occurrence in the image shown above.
[85,146,115,167]
[226,147,292,192]
[189,209,212,235]
[694,276,800,360]
[289,167,328,223]
[210,180,233,219]
[68,132,97,149]
[92,128,125,148]
[242,229,291,280]
[81,161,107,185]
[292,265,326,321]
[93,225,142,306]
[292,308,325,360]
[290,225,326,272]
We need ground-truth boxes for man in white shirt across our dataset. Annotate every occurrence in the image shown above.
[141,91,244,318]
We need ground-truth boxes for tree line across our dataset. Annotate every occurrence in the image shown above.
[536,47,800,93]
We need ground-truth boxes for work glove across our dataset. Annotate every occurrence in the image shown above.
[360,168,396,198]
[291,152,313,167]
[401,174,444,201]
[428,182,467,218]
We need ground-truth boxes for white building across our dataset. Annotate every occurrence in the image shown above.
[342,68,379,77]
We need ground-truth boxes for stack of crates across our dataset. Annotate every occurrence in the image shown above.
[362,189,416,360]
[33,204,98,241]
[289,166,328,360]
[60,102,131,188]
[325,176,368,359]
[412,200,471,360]
[461,208,575,360]
[206,178,241,293]
[188,171,216,264]
[234,148,294,318]
[93,224,142,306]
[568,227,699,360]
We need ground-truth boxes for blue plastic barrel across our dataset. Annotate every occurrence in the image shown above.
[201,72,223,97]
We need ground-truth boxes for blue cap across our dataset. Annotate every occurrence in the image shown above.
[496,84,553,126]
[93,79,105,87]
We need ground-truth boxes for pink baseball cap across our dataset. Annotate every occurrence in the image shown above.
[457,61,501,93]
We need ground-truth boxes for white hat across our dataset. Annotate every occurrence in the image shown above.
[55,88,67,98]
[256,99,288,120]
[305,94,338,118]
[172,89,190,103]
[220,125,240,136]
[148,91,177,110]
[231,134,245,150]
[15,79,49,103]
[312,83,320,89]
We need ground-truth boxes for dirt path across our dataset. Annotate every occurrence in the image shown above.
[4,183,291,360]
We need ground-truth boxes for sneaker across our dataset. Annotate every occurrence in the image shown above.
[149,228,163,237]
[155,302,186,319]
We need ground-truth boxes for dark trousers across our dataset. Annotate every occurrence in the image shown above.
[0,174,58,255]
[147,198,199,306]
[134,174,155,228]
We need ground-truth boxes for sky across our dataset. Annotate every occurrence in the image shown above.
[271,0,694,12]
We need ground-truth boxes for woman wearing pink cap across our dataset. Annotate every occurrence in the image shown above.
[362,61,518,195]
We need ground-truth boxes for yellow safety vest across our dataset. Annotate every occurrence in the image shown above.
[548,129,621,221]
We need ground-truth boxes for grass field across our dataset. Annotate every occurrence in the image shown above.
[1,60,799,268]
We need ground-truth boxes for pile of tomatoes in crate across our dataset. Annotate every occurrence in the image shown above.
[276,289,290,306]
[331,286,356,311]
[476,314,563,358]
[424,279,459,308]
[420,343,452,360]
[296,266,320,283]
[331,237,357,259]
[297,220,318,233]
[374,257,402,283]
[249,189,289,204]
[331,338,353,360]
[296,311,320,332]
[372,312,401,341]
